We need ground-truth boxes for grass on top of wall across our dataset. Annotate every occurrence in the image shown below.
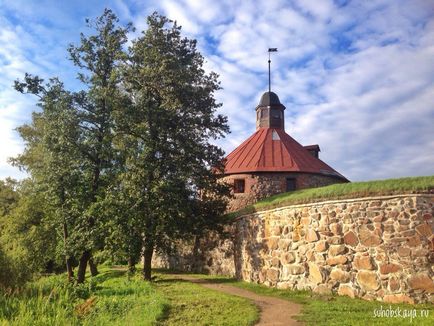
[228,175,434,219]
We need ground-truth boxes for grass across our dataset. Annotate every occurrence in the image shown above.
[1,267,432,325]
[229,175,434,218]
[153,274,258,325]
[176,272,434,326]
[0,268,258,326]
[0,269,167,326]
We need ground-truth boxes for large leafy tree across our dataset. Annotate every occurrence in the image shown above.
[12,9,229,284]
[119,13,230,280]
[13,76,83,281]
[66,9,132,283]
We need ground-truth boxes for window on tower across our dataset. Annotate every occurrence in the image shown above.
[234,179,245,193]
[271,109,280,119]
[286,178,296,192]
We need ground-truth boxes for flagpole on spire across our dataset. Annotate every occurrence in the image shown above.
[268,48,278,93]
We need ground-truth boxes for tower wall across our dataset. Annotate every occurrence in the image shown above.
[223,172,347,212]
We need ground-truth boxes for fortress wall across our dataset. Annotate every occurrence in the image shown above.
[153,194,434,303]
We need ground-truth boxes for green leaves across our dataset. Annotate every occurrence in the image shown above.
[11,9,230,282]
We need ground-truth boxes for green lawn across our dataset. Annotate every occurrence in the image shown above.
[183,273,434,326]
[154,274,258,325]
[2,268,432,325]
[0,268,258,326]
[229,175,434,218]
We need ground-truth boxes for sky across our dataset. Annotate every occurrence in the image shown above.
[0,0,433,182]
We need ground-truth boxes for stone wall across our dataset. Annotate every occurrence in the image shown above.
[153,194,434,303]
[223,172,347,212]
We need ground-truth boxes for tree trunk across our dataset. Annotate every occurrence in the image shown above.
[143,242,154,281]
[62,222,74,282]
[128,256,136,275]
[66,257,74,280]
[77,250,91,283]
[89,257,99,276]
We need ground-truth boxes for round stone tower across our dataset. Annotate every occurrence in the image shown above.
[223,91,349,212]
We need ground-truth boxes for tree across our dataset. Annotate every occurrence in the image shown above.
[119,13,230,280]
[66,9,132,283]
[12,10,230,284]
[13,76,83,281]
[0,179,59,289]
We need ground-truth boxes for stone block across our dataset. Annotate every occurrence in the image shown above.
[271,226,282,236]
[284,264,305,275]
[280,252,295,264]
[383,294,414,304]
[330,269,351,282]
[379,263,402,274]
[313,284,332,295]
[329,245,346,257]
[328,236,343,245]
[359,227,382,247]
[406,235,421,247]
[326,255,347,266]
[271,257,280,268]
[338,284,355,298]
[330,223,342,235]
[308,262,324,284]
[278,239,290,250]
[305,229,319,242]
[357,271,380,291]
[388,277,400,292]
[315,240,328,252]
[415,222,433,237]
[266,268,280,282]
[267,237,279,250]
[408,274,434,293]
[343,231,359,246]
[353,255,374,270]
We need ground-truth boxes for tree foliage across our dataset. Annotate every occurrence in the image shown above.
[10,9,230,284]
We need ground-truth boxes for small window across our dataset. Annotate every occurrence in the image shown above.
[234,179,245,193]
[286,178,296,192]
[271,109,280,119]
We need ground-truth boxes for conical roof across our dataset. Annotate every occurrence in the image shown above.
[224,128,347,180]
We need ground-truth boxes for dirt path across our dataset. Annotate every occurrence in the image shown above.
[169,274,303,326]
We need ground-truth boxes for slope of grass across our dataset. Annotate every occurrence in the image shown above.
[180,273,434,326]
[229,175,434,218]
[0,268,258,326]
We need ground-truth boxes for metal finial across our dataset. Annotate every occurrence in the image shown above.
[268,48,278,92]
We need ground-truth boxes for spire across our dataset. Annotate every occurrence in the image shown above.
[268,48,277,93]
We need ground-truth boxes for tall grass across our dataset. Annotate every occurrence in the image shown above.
[0,270,167,326]
[229,175,434,218]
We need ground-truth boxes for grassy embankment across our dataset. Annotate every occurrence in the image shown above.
[230,175,434,218]
[0,268,258,326]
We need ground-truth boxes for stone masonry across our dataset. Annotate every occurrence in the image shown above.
[223,172,347,212]
[153,194,434,303]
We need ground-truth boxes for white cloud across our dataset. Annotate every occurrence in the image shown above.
[0,0,433,181]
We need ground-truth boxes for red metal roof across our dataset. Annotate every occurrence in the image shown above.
[224,128,347,179]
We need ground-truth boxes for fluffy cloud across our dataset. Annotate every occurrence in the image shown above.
[0,0,433,181]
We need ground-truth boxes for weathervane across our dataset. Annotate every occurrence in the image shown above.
[268,48,278,93]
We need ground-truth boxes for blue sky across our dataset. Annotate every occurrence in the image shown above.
[1,0,433,181]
